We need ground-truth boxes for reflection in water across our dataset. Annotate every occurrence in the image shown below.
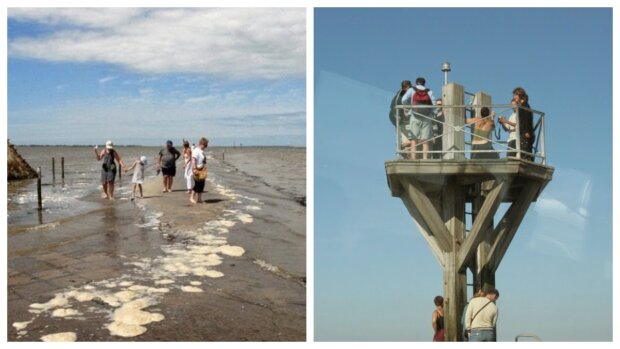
[102,205,120,255]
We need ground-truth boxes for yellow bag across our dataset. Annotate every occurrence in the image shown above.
[193,167,207,182]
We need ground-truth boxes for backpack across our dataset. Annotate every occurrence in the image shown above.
[412,87,433,117]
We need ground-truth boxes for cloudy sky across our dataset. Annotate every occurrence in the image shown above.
[7,8,306,146]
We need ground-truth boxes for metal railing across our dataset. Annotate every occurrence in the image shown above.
[393,103,547,165]
[515,333,542,341]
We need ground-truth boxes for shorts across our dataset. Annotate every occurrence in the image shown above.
[193,179,205,193]
[161,166,176,177]
[471,142,499,160]
[409,117,432,140]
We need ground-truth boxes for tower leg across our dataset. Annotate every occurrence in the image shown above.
[442,181,467,341]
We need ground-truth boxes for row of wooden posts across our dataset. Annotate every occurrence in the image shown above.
[37,157,67,210]
[38,157,119,211]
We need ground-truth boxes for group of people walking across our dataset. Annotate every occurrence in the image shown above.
[390,78,535,161]
[431,287,500,342]
[94,137,210,204]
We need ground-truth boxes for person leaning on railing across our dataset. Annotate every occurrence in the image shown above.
[390,80,414,155]
[431,99,444,159]
[466,107,498,160]
[499,87,534,160]
[498,99,518,157]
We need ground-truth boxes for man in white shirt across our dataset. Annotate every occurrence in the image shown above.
[465,288,500,341]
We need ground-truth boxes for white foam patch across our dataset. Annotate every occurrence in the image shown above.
[30,294,69,311]
[27,222,60,231]
[181,286,203,293]
[41,332,77,342]
[51,308,81,318]
[236,213,253,224]
[218,245,245,257]
[246,205,261,211]
[155,279,174,285]
[107,297,164,337]
[254,259,280,273]
[114,290,138,303]
[190,281,202,286]
[12,320,32,331]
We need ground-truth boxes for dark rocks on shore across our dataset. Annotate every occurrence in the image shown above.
[7,141,37,181]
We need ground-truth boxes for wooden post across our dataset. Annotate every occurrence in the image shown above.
[222,151,225,161]
[61,157,65,180]
[471,91,496,292]
[37,167,42,211]
[52,157,56,183]
[442,83,465,160]
[442,180,467,341]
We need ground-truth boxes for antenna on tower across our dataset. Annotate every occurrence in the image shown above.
[442,62,451,85]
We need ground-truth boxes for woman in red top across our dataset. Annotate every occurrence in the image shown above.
[432,295,445,341]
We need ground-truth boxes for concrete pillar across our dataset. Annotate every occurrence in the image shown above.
[442,83,465,160]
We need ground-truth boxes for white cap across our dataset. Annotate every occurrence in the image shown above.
[140,156,147,164]
[105,140,114,149]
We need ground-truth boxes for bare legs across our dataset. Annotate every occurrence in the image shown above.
[163,176,173,192]
[131,183,143,200]
[190,190,202,204]
[407,140,430,160]
[102,181,115,200]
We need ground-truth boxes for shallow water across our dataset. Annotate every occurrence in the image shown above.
[7,145,306,341]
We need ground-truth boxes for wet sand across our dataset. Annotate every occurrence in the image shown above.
[8,157,306,341]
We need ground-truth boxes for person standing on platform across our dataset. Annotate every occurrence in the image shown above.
[466,107,499,159]
[431,98,444,159]
[465,288,500,341]
[394,80,414,157]
[500,87,534,160]
[407,77,436,160]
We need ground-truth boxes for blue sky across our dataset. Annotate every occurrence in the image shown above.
[314,8,612,341]
[7,8,306,146]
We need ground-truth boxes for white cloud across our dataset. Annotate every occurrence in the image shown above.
[8,8,306,80]
[98,75,119,84]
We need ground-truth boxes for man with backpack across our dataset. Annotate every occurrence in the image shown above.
[404,77,435,159]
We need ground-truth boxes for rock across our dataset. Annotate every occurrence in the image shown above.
[7,141,37,181]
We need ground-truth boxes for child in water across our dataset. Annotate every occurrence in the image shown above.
[124,156,147,200]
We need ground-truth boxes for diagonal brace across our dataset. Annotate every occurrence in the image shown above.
[404,179,453,252]
[401,193,446,267]
[457,181,507,272]
[486,181,541,272]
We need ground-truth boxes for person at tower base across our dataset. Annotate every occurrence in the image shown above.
[465,287,500,342]
[432,295,445,341]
